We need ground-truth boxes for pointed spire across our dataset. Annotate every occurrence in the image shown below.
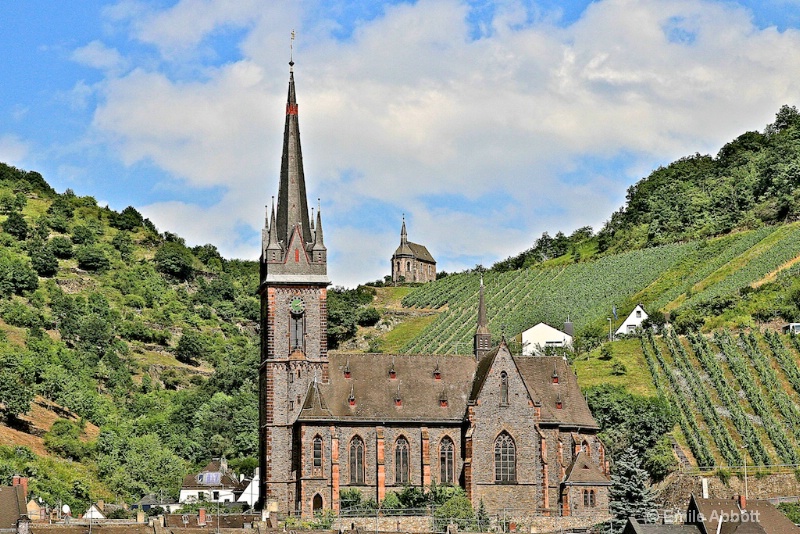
[266,197,280,253]
[276,61,312,246]
[313,199,325,250]
[476,274,489,335]
[400,214,407,245]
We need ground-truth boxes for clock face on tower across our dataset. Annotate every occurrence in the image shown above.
[290,297,306,315]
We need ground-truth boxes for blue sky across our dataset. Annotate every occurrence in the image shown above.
[3,0,800,286]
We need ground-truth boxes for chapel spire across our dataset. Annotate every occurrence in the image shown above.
[474,275,491,359]
[400,214,408,245]
[275,61,313,247]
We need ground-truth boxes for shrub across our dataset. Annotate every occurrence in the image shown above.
[75,246,110,272]
[599,343,613,360]
[1,300,42,328]
[155,242,195,280]
[611,360,628,376]
[433,495,475,532]
[48,236,73,258]
[175,330,205,365]
[110,206,144,231]
[357,306,381,326]
[112,231,134,260]
[3,211,28,240]
[0,254,38,296]
[71,225,95,245]
[31,245,58,277]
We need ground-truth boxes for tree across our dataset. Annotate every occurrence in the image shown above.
[71,225,95,245]
[49,236,74,259]
[75,246,110,272]
[111,231,134,261]
[607,447,657,532]
[110,206,144,231]
[175,330,205,365]
[433,494,475,532]
[31,244,58,277]
[3,211,28,240]
[155,242,195,280]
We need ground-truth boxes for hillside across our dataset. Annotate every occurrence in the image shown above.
[0,162,263,512]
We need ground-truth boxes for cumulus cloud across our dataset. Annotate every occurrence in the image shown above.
[86,0,800,286]
[0,135,30,167]
[71,40,128,74]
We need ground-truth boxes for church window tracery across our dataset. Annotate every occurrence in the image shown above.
[440,437,454,484]
[349,436,365,484]
[395,437,410,484]
[494,432,516,483]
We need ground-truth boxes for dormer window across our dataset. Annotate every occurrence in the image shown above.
[556,394,563,410]
[394,386,402,407]
[389,367,396,379]
[343,363,351,379]
[552,369,559,384]
[348,386,356,407]
[434,370,441,380]
[440,390,448,408]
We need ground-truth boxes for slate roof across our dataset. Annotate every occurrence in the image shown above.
[563,452,611,486]
[514,356,598,429]
[393,242,435,263]
[623,519,701,534]
[0,485,27,530]
[180,460,245,492]
[689,496,800,534]
[298,353,477,422]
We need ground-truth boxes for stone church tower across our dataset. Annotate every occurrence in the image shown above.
[258,61,330,513]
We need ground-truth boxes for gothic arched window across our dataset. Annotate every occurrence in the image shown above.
[439,437,454,484]
[290,313,304,352]
[395,437,410,484]
[313,435,323,468]
[494,432,516,483]
[583,489,596,507]
[500,371,509,405]
[349,436,365,484]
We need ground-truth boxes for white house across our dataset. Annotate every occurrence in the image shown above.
[236,468,259,507]
[82,504,105,520]
[615,304,648,336]
[519,322,573,356]
[179,459,244,504]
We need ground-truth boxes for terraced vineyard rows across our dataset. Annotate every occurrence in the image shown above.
[639,330,800,467]
[401,222,800,354]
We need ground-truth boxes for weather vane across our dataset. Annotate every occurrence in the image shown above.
[290,30,296,65]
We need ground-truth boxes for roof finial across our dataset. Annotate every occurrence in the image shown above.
[289,30,296,69]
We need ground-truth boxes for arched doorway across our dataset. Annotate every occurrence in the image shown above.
[312,494,323,513]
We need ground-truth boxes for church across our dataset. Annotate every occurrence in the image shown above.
[391,217,437,283]
[257,63,610,519]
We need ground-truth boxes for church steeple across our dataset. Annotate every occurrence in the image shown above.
[275,63,313,247]
[261,61,327,282]
[400,215,407,245]
[474,275,491,359]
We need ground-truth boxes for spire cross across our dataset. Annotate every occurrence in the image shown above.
[290,30,296,67]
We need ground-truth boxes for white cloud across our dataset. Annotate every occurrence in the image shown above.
[71,40,128,74]
[87,0,800,286]
[0,135,30,167]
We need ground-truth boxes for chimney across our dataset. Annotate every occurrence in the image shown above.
[737,495,746,510]
[198,508,207,526]
[12,476,28,500]
[564,320,574,338]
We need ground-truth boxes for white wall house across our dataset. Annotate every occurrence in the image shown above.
[236,468,259,507]
[520,322,573,356]
[82,505,105,520]
[179,459,243,504]
[615,304,648,336]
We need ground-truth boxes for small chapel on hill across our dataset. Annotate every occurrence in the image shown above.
[257,62,610,518]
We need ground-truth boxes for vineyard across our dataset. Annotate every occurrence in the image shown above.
[640,330,800,467]
[400,222,800,354]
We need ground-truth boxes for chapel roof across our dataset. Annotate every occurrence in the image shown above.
[393,242,436,263]
[298,353,476,423]
[562,451,611,485]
